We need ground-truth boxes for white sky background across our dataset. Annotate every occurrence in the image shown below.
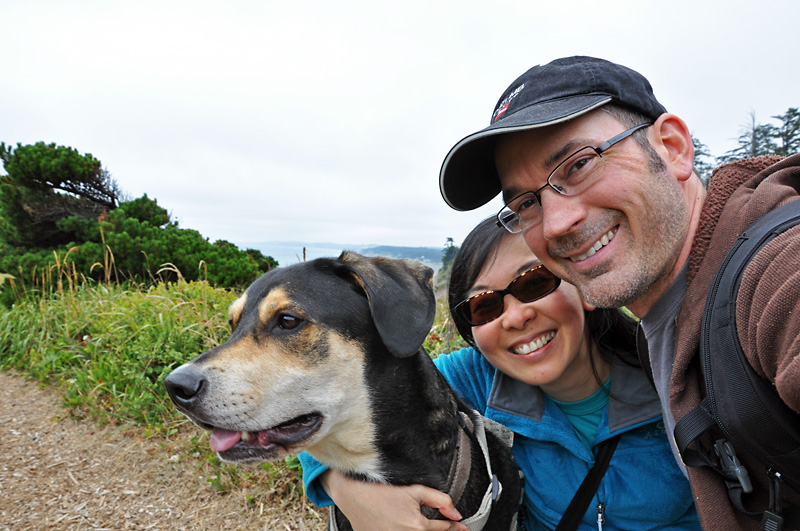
[2,0,798,250]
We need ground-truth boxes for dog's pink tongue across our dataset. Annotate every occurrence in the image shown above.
[209,428,241,452]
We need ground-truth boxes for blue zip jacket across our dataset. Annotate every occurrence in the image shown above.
[300,348,700,530]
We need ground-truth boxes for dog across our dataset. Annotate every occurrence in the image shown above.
[164,252,521,530]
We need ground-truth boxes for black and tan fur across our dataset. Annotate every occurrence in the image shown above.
[164,252,521,529]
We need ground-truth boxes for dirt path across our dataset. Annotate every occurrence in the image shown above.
[0,370,328,530]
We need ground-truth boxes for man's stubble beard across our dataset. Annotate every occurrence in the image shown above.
[562,162,690,310]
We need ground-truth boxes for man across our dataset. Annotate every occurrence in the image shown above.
[439,56,800,530]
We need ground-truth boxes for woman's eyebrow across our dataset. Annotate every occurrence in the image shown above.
[515,260,542,276]
[468,260,543,295]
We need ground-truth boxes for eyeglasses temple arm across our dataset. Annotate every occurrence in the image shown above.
[596,122,653,154]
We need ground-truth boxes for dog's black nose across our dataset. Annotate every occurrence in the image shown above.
[164,367,206,406]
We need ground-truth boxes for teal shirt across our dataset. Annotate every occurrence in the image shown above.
[549,378,611,449]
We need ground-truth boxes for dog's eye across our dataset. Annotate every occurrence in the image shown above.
[278,314,302,330]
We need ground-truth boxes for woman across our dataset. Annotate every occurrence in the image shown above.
[299,217,699,530]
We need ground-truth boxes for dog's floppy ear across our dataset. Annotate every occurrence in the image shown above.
[338,251,436,358]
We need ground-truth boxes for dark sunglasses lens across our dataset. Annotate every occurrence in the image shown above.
[462,293,504,325]
[512,268,559,302]
[457,267,560,326]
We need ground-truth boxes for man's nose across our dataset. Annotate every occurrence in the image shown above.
[539,189,586,241]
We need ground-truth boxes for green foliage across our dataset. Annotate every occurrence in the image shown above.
[424,298,467,357]
[243,247,279,272]
[0,142,276,298]
[0,142,114,205]
[692,135,715,188]
[0,279,235,425]
[441,237,458,267]
[0,195,276,301]
[116,193,170,226]
[0,142,119,247]
[434,238,459,298]
[772,107,800,157]
[717,110,794,165]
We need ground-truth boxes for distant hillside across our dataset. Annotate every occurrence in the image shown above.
[237,241,443,270]
[360,245,441,264]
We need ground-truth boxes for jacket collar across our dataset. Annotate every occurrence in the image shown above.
[486,355,662,433]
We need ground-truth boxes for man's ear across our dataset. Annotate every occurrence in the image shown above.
[651,113,695,182]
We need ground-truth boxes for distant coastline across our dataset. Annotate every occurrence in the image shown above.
[237,241,443,273]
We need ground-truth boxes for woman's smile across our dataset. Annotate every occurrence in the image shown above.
[511,330,556,356]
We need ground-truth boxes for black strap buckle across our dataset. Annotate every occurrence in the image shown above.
[714,439,753,493]
[760,510,784,531]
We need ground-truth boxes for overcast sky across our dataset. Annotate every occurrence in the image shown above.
[2,0,798,253]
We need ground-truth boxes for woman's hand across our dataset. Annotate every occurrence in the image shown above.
[321,470,468,531]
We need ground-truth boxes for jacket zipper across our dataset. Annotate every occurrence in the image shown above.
[700,235,745,441]
[596,501,605,530]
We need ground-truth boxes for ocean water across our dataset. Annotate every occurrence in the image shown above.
[236,241,355,267]
[237,241,441,273]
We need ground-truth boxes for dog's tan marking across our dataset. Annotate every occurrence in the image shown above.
[303,333,382,479]
[257,286,290,325]
[228,293,247,330]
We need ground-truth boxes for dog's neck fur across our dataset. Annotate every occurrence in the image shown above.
[358,347,474,490]
[326,346,507,530]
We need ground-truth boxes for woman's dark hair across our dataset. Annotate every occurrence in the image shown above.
[448,217,640,374]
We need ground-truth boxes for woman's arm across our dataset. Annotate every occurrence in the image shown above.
[320,470,468,531]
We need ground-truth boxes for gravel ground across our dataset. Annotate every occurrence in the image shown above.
[0,370,328,530]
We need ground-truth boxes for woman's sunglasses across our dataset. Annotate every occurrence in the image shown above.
[454,265,561,326]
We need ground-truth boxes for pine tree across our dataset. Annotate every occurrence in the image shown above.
[692,135,715,187]
[771,107,800,156]
[0,142,120,247]
[717,112,778,165]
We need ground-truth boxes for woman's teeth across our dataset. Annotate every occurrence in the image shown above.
[514,331,556,355]
[571,229,616,262]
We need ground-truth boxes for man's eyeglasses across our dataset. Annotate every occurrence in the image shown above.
[496,122,653,234]
[453,265,561,326]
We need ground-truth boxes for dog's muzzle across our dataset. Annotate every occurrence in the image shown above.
[164,365,207,410]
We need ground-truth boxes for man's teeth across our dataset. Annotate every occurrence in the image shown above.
[571,230,616,262]
[514,331,556,355]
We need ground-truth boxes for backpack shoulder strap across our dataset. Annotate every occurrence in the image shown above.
[674,199,800,528]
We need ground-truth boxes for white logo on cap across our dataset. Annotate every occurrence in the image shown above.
[492,83,525,123]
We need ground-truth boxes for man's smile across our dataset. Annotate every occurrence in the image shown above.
[570,227,618,263]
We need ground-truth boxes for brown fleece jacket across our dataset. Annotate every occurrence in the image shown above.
[672,153,800,530]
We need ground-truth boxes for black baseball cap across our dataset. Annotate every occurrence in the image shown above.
[439,56,668,211]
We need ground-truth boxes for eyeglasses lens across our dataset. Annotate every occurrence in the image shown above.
[549,148,604,195]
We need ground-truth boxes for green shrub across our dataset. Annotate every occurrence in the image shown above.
[0,195,275,304]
